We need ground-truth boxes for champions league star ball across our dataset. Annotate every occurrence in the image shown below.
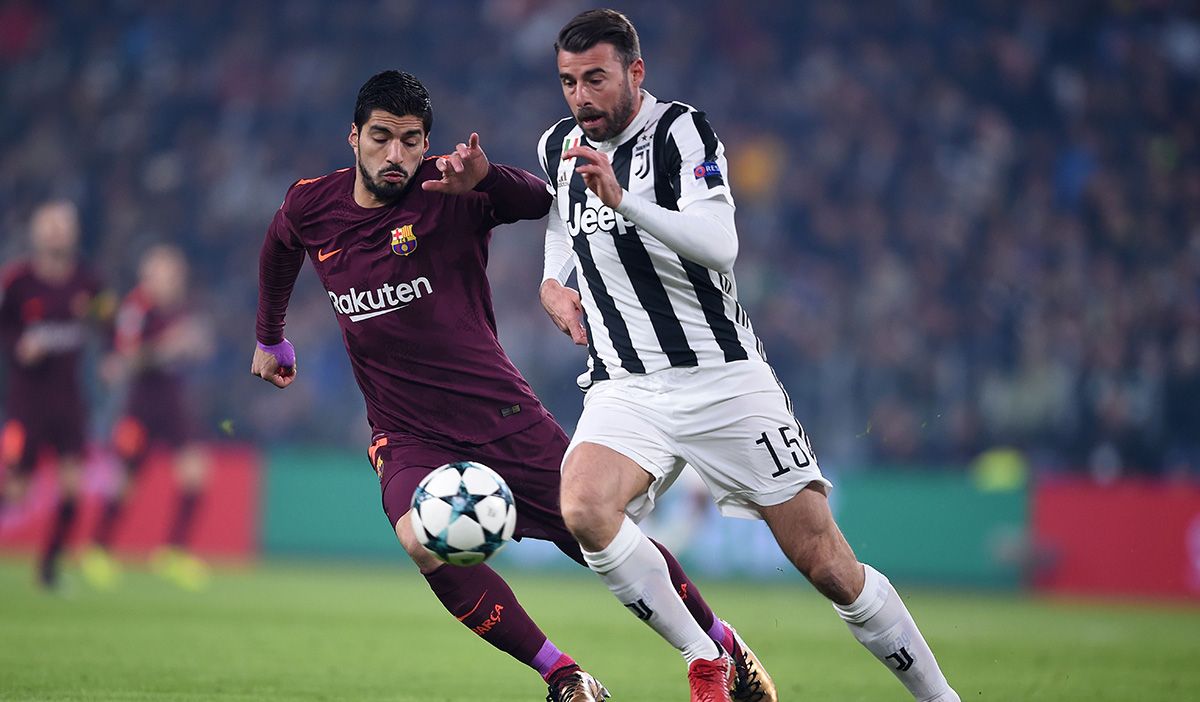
[410,461,518,566]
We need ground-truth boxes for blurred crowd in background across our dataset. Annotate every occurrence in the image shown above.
[1,0,1197,478]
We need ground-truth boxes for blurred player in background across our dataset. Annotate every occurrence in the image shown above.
[251,70,758,702]
[81,245,214,591]
[0,200,108,590]
[538,9,958,701]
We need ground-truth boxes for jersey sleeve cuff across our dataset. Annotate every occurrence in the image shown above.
[472,164,501,192]
[676,187,734,211]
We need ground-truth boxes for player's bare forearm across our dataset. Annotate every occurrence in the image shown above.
[540,279,588,346]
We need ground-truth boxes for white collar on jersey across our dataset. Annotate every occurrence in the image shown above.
[593,89,658,150]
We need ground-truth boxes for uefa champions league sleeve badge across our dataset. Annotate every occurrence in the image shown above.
[391,224,418,256]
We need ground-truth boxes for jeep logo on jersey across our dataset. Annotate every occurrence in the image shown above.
[327,277,433,322]
[567,201,636,238]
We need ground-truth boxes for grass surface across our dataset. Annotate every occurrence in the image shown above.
[1,558,1198,700]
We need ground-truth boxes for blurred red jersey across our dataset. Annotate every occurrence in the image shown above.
[0,261,101,414]
[1,261,102,467]
[111,285,197,458]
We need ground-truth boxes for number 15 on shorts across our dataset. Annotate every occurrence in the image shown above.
[755,425,811,478]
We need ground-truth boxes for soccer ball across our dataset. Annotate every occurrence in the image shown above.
[410,461,518,566]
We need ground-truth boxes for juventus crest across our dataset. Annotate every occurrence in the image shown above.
[633,142,651,179]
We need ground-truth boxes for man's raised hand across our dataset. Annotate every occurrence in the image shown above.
[422,133,490,194]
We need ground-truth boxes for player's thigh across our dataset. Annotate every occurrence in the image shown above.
[51,401,87,461]
[57,455,85,495]
[478,417,579,545]
[676,363,831,520]
[1,418,35,501]
[50,404,88,496]
[372,436,452,570]
[561,443,656,514]
[173,445,208,488]
[143,403,206,487]
[373,436,450,527]
[564,384,685,523]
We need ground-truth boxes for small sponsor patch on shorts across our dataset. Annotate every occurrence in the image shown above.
[500,404,522,417]
[693,161,721,179]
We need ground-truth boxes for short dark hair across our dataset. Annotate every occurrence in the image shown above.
[353,70,433,134]
[555,8,641,68]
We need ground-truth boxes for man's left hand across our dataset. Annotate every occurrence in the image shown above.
[423,133,490,194]
[563,145,623,209]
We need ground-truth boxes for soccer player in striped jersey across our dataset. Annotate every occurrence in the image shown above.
[538,9,960,702]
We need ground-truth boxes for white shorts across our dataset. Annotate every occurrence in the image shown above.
[565,360,831,521]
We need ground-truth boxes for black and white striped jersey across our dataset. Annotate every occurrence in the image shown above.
[538,90,765,388]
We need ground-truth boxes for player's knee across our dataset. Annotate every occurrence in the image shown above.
[58,463,84,497]
[801,554,861,606]
[394,511,443,573]
[784,531,863,605]
[175,448,208,488]
[560,443,644,549]
[559,491,609,548]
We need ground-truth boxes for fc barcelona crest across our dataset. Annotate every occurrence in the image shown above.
[391,224,417,256]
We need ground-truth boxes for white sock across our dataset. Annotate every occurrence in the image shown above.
[834,564,960,702]
[583,516,720,664]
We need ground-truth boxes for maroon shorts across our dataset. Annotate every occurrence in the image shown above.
[114,384,193,466]
[2,402,87,474]
[371,416,576,547]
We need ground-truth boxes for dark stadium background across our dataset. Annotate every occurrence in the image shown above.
[4,1,1198,472]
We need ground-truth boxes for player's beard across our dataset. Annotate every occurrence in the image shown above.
[577,77,637,142]
[359,161,411,204]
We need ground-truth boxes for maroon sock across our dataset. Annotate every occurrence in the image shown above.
[424,563,568,677]
[93,497,124,549]
[651,539,734,651]
[551,537,588,567]
[168,490,201,547]
[40,497,78,587]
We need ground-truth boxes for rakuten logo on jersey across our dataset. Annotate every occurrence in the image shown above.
[567,201,636,238]
[327,277,432,322]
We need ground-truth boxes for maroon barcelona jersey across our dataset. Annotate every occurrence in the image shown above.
[114,286,192,415]
[0,261,102,414]
[257,160,554,445]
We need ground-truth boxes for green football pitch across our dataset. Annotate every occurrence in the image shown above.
[1,558,1198,701]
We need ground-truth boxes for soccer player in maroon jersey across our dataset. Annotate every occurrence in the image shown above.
[0,200,107,589]
[82,245,215,591]
[251,70,753,701]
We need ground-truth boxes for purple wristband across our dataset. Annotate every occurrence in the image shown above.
[256,338,295,369]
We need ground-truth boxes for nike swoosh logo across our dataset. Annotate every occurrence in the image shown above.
[317,248,343,262]
[456,591,488,621]
[348,304,409,322]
